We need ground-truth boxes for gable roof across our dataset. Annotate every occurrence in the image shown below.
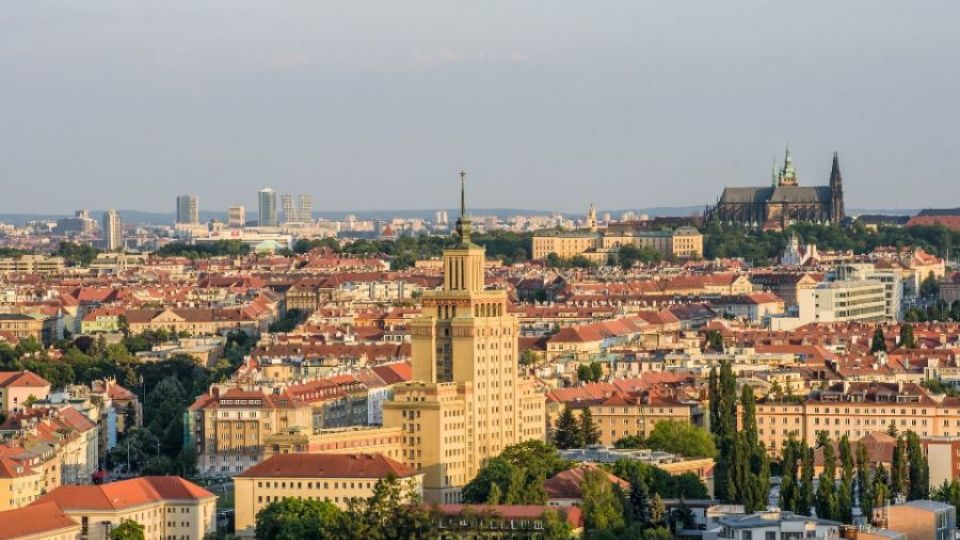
[235,453,418,479]
[0,502,79,540]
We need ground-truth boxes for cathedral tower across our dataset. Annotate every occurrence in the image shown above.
[829,151,845,224]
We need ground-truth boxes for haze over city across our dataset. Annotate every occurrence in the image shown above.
[2,0,959,214]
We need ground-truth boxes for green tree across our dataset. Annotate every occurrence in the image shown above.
[343,474,435,539]
[109,520,145,540]
[891,435,909,500]
[614,434,644,449]
[899,324,916,349]
[873,462,891,508]
[779,437,800,513]
[705,330,724,352]
[871,327,887,353]
[920,272,940,298]
[541,509,574,540]
[580,468,625,534]
[580,408,602,446]
[799,441,815,515]
[856,442,875,523]
[816,436,839,520]
[255,497,343,540]
[553,407,585,449]
[837,434,854,523]
[932,479,960,527]
[644,420,717,458]
[648,493,666,526]
[905,431,930,500]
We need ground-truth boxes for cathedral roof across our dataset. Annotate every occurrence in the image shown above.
[718,185,831,205]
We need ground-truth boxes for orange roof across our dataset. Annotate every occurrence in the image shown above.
[0,371,51,389]
[236,453,418,479]
[0,502,79,539]
[34,476,214,511]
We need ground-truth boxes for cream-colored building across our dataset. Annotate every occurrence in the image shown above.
[532,225,703,262]
[0,501,82,540]
[188,386,313,475]
[262,426,403,461]
[34,476,217,540]
[0,459,43,511]
[0,255,66,275]
[382,180,546,503]
[233,453,423,537]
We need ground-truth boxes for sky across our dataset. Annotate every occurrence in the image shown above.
[2,1,959,215]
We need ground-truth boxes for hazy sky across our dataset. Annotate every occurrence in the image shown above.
[2,1,959,215]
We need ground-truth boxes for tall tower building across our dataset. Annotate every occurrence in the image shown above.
[281,194,296,224]
[258,188,278,227]
[586,203,597,232]
[176,194,199,224]
[228,206,246,228]
[298,194,313,224]
[101,209,123,251]
[383,171,546,504]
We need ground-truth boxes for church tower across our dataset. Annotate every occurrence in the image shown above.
[586,203,598,232]
[778,145,798,187]
[829,151,845,224]
[383,171,546,503]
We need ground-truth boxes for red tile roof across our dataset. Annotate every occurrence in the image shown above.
[0,502,79,540]
[33,476,214,511]
[235,453,418,479]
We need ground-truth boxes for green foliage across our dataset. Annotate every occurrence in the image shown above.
[255,497,343,540]
[552,407,585,449]
[920,272,941,298]
[899,324,916,349]
[293,237,340,254]
[870,327,886,353]
[617,244,661,269]
[545,252,597,269]
[644,420,717,458]
[57,241,100,266]
[703,221,960,263]
[933,479,960,527]
[268,309,307,333]
[154,240,251,259]
[705,330,724,352]
[613,434,644,449]
[905,431,930,500]
[576,362,604,382]
[581,468,625,533]
[461,441,571,505]
[611,460,709,500]
[580,408,602,446]
[109,520,145,540]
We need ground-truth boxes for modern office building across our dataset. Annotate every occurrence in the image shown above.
[228,205,246,228]
[258,188,278,227]
[176,194,200,224]
[298,194,312,224]
[101,209,123,251]
[382,173,546,504]
[55,210,97,235]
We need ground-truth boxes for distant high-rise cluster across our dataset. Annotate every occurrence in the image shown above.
[258,188,278,227]
[281,194,313,224]
[176,194,199,224]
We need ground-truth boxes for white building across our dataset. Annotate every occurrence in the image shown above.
[770,279,888,330]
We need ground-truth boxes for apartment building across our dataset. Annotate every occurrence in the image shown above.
[0,255,65,275]
[233,453,423,537]
[188,386,312,475]
[34,476,216,540]
[755,382,960,454]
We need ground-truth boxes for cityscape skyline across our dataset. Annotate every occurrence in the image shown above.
[2,1,959,214]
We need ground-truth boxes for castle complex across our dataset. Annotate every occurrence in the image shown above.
[707,148,846,229]
[382,172,547,503]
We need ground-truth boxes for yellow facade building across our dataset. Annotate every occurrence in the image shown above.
[233,453,423,537]
[532,225,703,262]
[382,174,546,503]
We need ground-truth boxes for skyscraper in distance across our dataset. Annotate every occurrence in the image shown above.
[176,194,199,224]
[228,206,246,228]
[298,194,312,224]
[258,188,278,227]
[102,209,123,251]
[382,171,546,504]
[281,194,296,224]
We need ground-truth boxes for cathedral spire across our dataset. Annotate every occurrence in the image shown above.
[829,151,845,224]
[455,170,473,244]
[780,144,798,186]
[829,151,842,190]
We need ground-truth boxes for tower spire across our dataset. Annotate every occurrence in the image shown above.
[829,151,845,224]
[455,170,473,244]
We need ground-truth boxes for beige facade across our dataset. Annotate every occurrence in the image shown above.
[262,426,403,461]
[0,255,66,275]
[0,461,43,511]
[189,387,314,475]
[533,226,704,262]
[233,453,423,537]
[34,477,217,540]
[382,202,546,503]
